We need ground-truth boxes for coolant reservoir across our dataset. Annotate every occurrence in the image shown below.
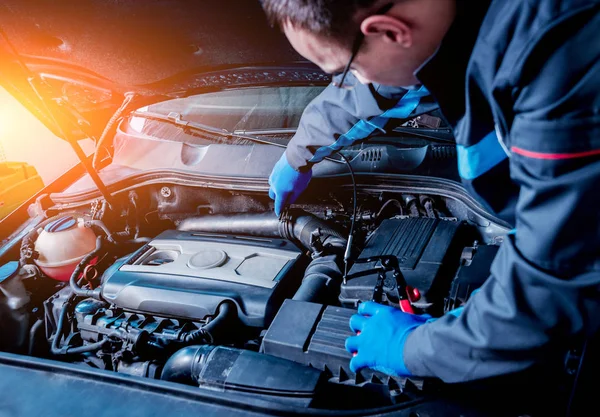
[34,216,97,282]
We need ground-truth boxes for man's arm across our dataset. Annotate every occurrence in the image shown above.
[270,73,438,215]
[404,4,600,383]
[285,73,423,171]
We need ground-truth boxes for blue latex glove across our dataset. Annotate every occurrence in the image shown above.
[345,301,432,377]
[268,153,312,217]
[345,290,482,376]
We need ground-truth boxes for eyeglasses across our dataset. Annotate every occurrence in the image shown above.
[332,3,395,90]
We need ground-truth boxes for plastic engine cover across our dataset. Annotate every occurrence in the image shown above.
[101,230,305,327]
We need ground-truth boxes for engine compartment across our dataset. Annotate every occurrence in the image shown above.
[0,183,509,410]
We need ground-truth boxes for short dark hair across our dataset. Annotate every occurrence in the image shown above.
[260,0,379,41]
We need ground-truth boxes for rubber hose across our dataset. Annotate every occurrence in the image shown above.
[182,302,235,344]
[51,298,114,355]
[288,210,348,251]
[160,345,216,385]
[375,199,403,220]
[28,319,44,356]
[62,339,109,355]
[292,254,343,304]
[50,296,73,355]
[69,236,104,300]
[87,220,117,243]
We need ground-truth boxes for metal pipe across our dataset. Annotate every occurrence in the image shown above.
[177,209,347,253]
[179,212,281,238]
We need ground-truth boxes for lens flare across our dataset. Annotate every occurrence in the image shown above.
[0,87,83,185]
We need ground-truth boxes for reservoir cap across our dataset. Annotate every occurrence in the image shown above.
[44,216,77,233]
[0,261,19,284]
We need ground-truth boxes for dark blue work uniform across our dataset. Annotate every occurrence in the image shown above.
[284,0,600,383]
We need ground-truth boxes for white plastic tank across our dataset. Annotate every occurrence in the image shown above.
[34,216,97,281]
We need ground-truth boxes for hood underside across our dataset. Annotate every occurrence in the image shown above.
[0,0,319,140]
[0,0,307,88]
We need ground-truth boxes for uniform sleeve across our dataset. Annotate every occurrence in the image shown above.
[285,73,437,171]
[403,4,600,383]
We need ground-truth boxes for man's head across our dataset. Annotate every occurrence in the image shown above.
[261,0,456,86]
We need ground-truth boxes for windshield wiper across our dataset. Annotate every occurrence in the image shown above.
[232,128,297,136]
[131,110,290,149]
[391,126,455,144]
[131,111,347,165]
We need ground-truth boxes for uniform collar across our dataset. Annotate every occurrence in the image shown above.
[414,0,492,125]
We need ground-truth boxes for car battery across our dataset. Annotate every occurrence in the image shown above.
[340,217,468,311]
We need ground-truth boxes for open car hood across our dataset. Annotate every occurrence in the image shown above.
[0,0,315,141]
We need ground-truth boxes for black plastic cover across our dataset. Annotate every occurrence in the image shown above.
[340,217,466,310]
[444,244,499,312]
[261,299,427,392]
[161,345,325,408]
[262,300,342,368]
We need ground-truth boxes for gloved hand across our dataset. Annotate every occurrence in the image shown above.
[345,290,482,376]
[345,301,432,377]
[268,153,312,217]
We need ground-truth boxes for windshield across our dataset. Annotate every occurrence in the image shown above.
[139,87,325,132]
[98,86,326,179]
[61,85,458,196]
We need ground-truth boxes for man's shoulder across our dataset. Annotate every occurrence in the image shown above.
[483,0,600,33]
[476,0,600,81]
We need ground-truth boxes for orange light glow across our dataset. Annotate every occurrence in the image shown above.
[0,87,89,185]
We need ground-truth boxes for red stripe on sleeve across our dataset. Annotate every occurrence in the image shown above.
[511,146,600,160]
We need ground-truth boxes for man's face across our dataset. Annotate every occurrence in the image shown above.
[284,23,418,86]
[282,1,456,87]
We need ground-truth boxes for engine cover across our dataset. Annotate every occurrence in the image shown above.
[100,230,305,327]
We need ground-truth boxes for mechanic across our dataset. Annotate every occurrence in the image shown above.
[262,0,600,391]
[267,77,442,217]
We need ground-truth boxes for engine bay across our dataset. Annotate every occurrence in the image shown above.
[0,183,509,410]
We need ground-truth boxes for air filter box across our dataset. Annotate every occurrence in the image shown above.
[261,299,432,405]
